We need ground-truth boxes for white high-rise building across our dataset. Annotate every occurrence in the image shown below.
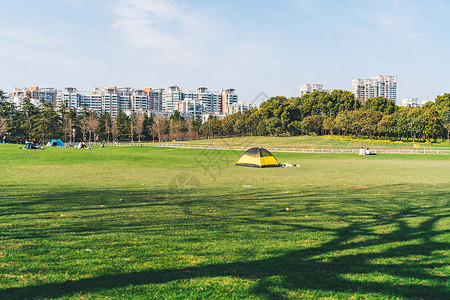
[9,87,53,107]
[130,89,148,111]
[401,98,420,107]
[56,87,80,109]
[8,85,243,117]
[221,88,238,114]
[352,75,397,104]
[422,99,435,106]
[163,86,237,115]
[147,88,164,112]
[163,85,182,112]
[299,84,325,96]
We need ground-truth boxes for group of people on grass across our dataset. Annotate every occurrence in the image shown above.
[20,138,99,149]
[24,138,41,149]
[77,140,93,149]
[359,147,376,155]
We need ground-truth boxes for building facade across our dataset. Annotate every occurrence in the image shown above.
[352,75,397,104]
[221,88,239,113]
[401,98,420,108]
[7,85,246,118]
[299,84,325,97]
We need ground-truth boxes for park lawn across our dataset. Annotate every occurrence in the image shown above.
[163,135,450,150]
[0,144,449,299]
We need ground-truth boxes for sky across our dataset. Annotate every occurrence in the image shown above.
[1,0,450,104]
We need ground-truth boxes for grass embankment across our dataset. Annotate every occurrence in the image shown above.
[164,135,450,150]
[0,144,449,299]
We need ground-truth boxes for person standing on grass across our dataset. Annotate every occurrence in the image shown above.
[2,135,6,144]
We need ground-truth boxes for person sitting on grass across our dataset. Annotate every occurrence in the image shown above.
[365,148,376,155]
[31,138,39,149]
[78,140,92,149]
[359,147,366,155]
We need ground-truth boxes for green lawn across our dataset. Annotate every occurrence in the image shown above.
[0,144,449,299]
[163,135,450,150]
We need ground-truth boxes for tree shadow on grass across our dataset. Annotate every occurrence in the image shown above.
[1,192,448,299]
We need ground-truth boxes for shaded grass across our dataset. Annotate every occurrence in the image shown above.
[0,144,449,299]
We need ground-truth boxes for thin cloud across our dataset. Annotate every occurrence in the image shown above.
[111,0,272,80]
[0,26,72,49]
[373,3,424,45]
[112,0,213,61]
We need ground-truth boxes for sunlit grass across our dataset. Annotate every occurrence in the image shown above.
[163,135,450,150]
[0,144,449,299]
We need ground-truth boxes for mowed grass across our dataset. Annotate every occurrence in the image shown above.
[165,135,450,150]
[0,144,449,299]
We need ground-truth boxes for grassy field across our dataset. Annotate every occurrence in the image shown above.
[162,135,450,150]
[0,143,449,299]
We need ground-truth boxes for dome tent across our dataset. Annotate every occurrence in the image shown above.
[235,147,280,168]
[50,139,65,147]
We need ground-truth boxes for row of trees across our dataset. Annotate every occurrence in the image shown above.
[1,89,450,143]
[199,91,450,142]
[0,97,205,144]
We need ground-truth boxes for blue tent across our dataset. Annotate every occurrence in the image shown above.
[51,139,65,147]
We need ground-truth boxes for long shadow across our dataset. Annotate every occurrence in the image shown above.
[1,202,448,299]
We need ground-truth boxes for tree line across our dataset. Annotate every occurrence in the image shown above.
[0,96,205,144]
[200,90,450,143]
[1,89,450,144]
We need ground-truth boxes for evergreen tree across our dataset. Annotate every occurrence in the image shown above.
[116,110,130,141]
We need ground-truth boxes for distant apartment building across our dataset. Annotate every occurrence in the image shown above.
[221,88,239,113]
[174,99,203,117]
[162,85,183,113]
[147,88,164,112]
[299,84,327,97]
[10,86,57,107]
[9,87,29,107]
[401,98,420,108]
[352,75,397,104]
[7,85,245,118]
[57,87,80,109]
[163,86,238,115]
[422,99,435,106]
[28,87,57,106]
[180,87,218,114]
[225,102,259,115]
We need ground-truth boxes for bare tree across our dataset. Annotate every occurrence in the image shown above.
[132,112,145,143]
[169,119,183,140]
[87,114,99,143]
[151,114,167,142]
[111,117,119,143]
[186,118,198,140]
[0,117,9,136]
[105,117,111,142]
[0,117,8,133]
[63,117,74,143]
[80,116,88,142]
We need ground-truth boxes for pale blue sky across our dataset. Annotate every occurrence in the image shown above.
[1,0,449,103]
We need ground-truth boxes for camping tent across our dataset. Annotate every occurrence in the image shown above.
[51,139,65,147]
[236,147,280,168]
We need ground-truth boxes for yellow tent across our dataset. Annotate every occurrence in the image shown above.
[236,147,280,168]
